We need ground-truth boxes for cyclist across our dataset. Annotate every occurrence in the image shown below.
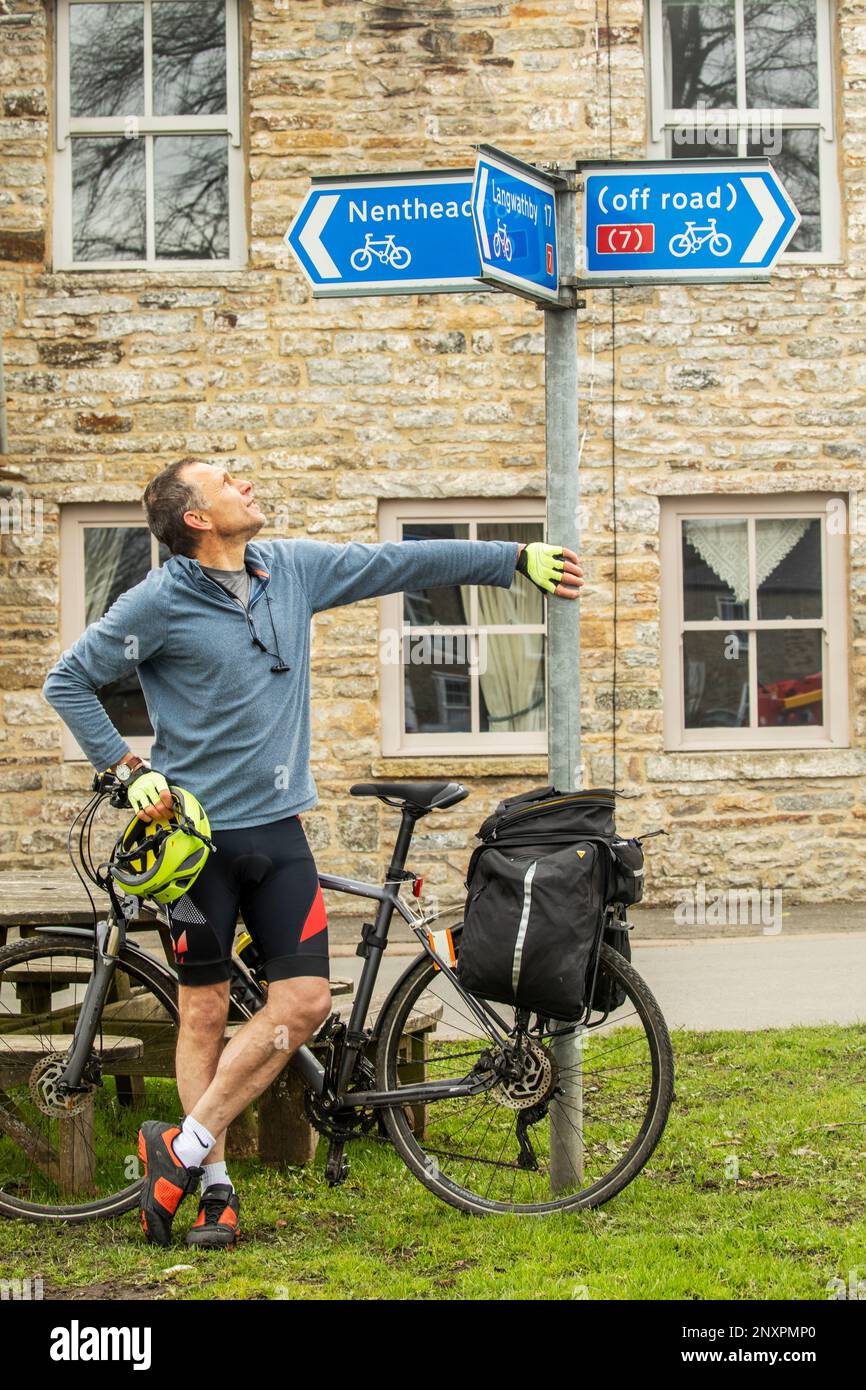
[42,458,583,1248]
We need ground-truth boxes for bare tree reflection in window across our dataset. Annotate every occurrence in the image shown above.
[154,135,229,258]
[663,1,738,108]
[72,137,146,261]
[70,3,145,117]
[152,0,227,114]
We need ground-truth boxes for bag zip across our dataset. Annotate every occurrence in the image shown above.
[488,791,615,841]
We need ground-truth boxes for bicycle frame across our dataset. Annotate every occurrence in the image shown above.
[51,800,511,1112]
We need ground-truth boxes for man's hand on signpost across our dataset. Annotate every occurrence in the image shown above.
[515,543,583,599]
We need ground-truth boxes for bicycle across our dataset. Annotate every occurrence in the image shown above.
[349,233,412,271]
[0,773,673,1221]
[492,217,513,262]
[668,218,732,258]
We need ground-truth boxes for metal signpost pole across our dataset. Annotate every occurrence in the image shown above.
[543,169,584,1192]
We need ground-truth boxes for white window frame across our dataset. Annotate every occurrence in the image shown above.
[645,0,840,262]
[659,493,850,751]
[379,499,548,756]
[59,504,163,761]
[54,0,245,270]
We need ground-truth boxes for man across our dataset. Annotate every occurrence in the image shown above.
[42,458,583,1248]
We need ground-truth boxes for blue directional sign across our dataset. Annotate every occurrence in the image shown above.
[285,171,490,297]
[581,159,800,286]
[471,146,560,304]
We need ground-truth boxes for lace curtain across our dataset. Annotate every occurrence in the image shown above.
[683,518,810,605]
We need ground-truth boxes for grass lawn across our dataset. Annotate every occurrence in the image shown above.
[0,1023,863,1301]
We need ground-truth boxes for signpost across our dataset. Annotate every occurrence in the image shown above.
[580,157,800,286]
[285,146,800,1199]
[470,145,563,304]
[285,170,489,298]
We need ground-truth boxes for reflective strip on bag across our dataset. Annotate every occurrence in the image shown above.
[511,860,537,995]
[427,927,457,972]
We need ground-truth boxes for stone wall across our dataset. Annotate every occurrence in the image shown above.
[0,0,864,908]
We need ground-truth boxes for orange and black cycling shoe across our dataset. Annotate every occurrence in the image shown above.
[185,1183,241,1248]
[137,1120,203,1247]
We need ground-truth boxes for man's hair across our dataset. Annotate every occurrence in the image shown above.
[143,458,206,557]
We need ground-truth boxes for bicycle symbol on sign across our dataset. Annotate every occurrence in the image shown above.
[668,218,732,258]
[350,233,412,271]
[492,218,513,262]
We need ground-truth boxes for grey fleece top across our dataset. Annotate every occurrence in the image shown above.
[42,536,520,830]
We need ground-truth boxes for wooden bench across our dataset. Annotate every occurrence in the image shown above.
[0,1034,143,1195]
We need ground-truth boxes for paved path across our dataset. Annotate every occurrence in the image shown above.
[332,928,866,1032]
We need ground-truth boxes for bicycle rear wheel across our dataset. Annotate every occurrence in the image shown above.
[0,934,180,1222]
[376,934,674,1215]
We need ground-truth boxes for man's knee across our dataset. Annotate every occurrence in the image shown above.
[178,981,230,1036]
[268,977,331,1035]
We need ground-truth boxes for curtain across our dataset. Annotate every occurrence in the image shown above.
[459,524,545,733]
[684,517,809,605]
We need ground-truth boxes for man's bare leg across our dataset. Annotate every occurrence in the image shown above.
[176,981,231,1163]
[183,976,331,1142]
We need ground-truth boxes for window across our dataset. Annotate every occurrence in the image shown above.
[54,0,244,269]
[379,501,547,755]
[59,505,168,760]
[646,0,839,259]
[659,494,849,750]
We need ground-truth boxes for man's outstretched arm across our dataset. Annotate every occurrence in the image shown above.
[283,537,583,613]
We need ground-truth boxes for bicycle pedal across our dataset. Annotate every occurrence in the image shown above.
[325,1141,349,1187]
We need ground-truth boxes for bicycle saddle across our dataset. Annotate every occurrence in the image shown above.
[349,780,469,812]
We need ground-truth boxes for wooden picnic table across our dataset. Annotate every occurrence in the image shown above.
[0,869,440,1184]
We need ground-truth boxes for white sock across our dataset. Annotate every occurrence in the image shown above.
[201,1161,233,1195]
[171,1115,216,1169]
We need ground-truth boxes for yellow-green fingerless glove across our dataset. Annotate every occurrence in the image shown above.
[515,542,565,594]
[127,768,172,816]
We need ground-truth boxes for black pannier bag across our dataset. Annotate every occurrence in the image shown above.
[589,911,632,1014]
[457,788,628,1021]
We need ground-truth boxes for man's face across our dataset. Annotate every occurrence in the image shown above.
[181,463,266,547]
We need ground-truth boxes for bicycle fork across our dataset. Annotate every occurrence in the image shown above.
[59,914,123,1095]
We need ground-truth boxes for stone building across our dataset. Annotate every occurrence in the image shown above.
[0,0,863,909]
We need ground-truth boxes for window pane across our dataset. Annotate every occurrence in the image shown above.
[84,527,153,737]
[153,0,227,115]
[477,521,544,624]
[744,0,818,109]
[669,134,738,159]
[72,136,145,261]
[682,519,749,621]
[404,657,471,734]
[663,1,737,108]
[479,634,545,733]
[747,129,821,252]
[683,630,750,727]
[756,518,821,619]
[400,522,470,625]
[154,135,229,259]
[70,2,144,117]
[757,630,823,726]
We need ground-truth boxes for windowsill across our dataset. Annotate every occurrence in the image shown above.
[649,748,864,782]
[372,756,550,778]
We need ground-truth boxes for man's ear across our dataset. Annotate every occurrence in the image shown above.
[183,509,211,535]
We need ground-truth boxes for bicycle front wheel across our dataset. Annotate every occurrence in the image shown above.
[376,935,674,1215]
[0,934,180,1222]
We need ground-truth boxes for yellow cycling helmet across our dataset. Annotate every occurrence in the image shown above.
[109,785,214,905]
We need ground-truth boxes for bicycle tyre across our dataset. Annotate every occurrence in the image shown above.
[375,937,674,1216]
[0,934,179,1223]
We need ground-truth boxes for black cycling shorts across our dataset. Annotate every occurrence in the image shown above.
[165,814,328,988]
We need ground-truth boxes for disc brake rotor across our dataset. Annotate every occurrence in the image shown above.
[495,1038,557,1111]
[29,1053,94,1118]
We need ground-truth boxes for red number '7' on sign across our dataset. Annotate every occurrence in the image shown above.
[596,223,655,254]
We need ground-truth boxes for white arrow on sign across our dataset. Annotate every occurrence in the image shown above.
[298,194,340,279]
[740,177,785,264]
[473,164,492,258]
